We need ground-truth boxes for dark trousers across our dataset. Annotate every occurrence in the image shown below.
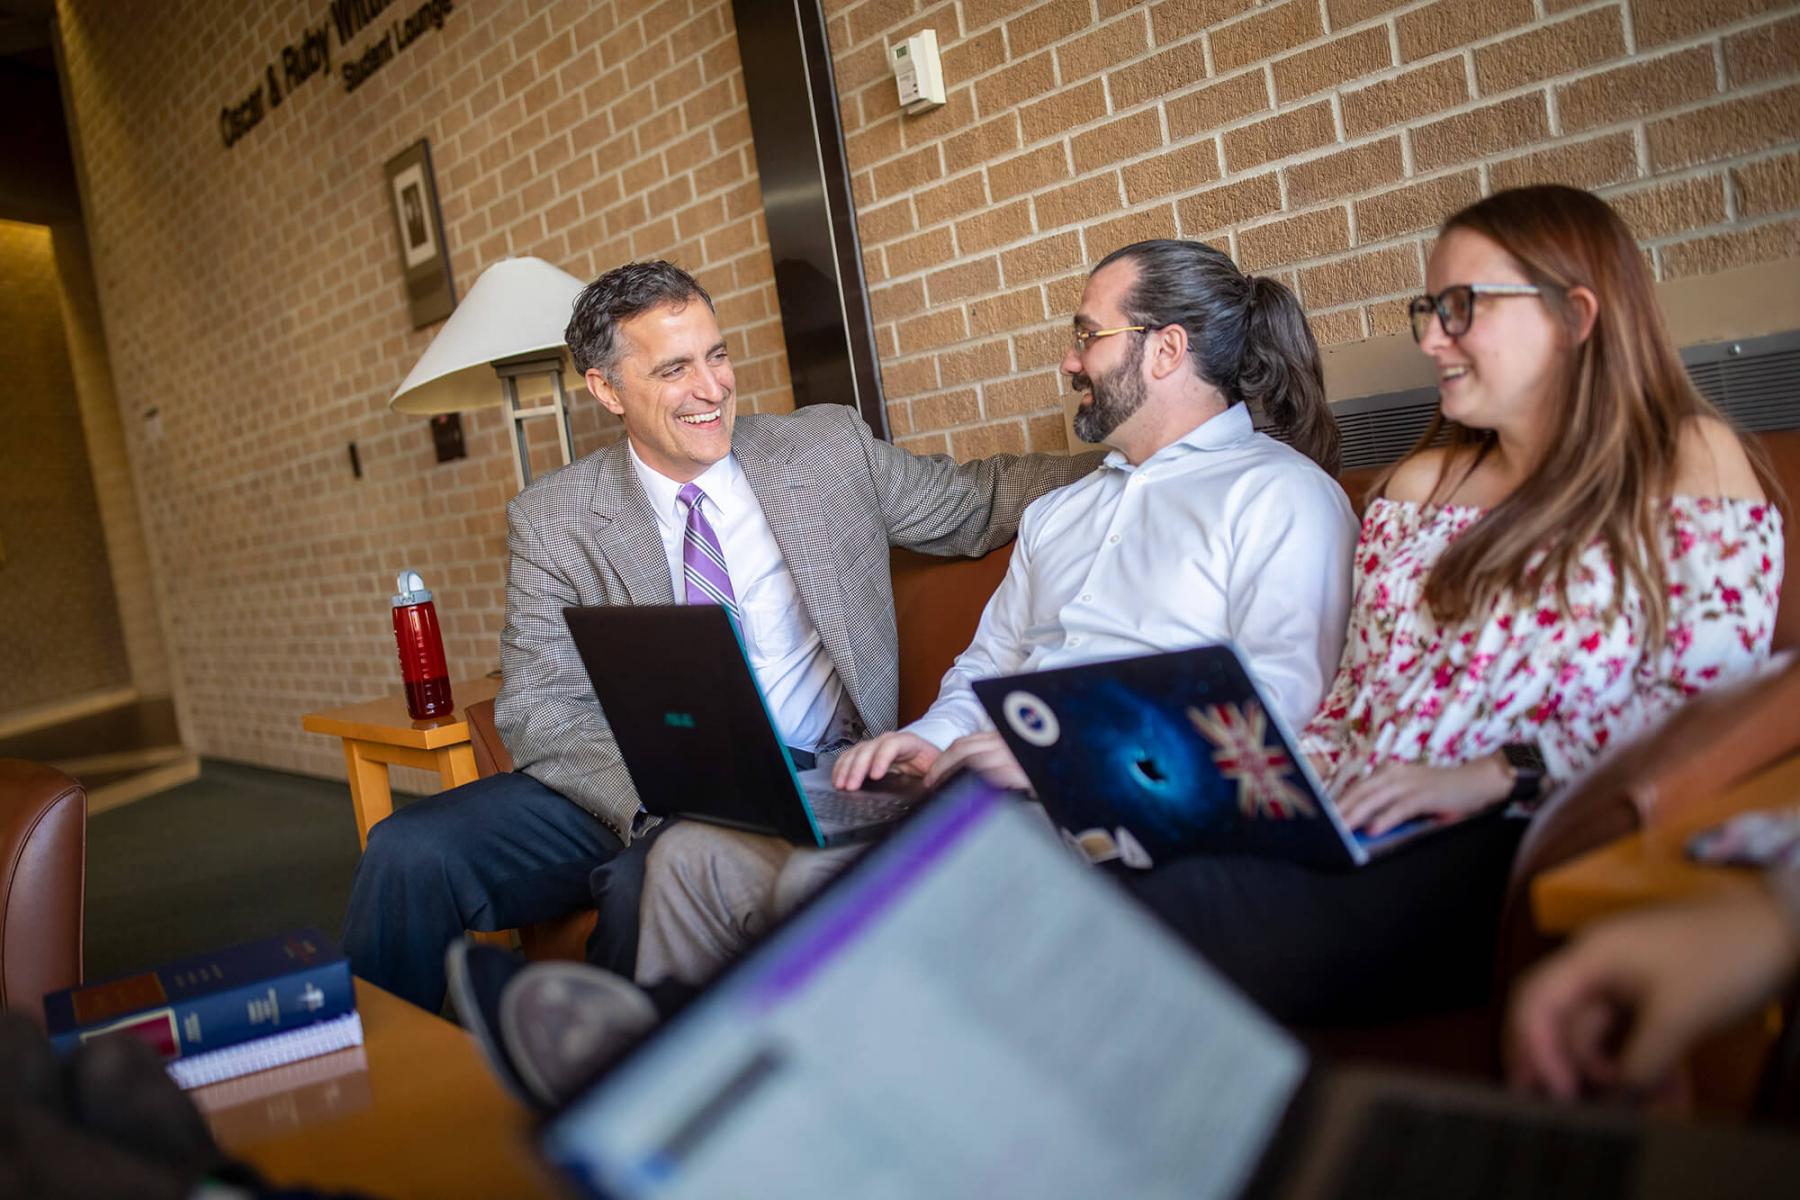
[340,771,624,1011]
[1114,814,1526,1025]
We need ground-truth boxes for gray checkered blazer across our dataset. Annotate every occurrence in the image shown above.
[494,404,1100,841]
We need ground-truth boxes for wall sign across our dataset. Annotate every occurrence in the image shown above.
[384,139,457,328]
[217,0,456,150]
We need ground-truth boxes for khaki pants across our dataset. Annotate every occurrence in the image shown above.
[634,822,863,986]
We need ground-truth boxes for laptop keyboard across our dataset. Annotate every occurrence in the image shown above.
[1328,1099,1639,1200]
[802,784,918,828]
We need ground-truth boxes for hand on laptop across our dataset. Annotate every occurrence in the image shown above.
[922,731,1031,792]
[1506,888,1800,1102]
[832,731,941,790]
[1335,757,1512,835]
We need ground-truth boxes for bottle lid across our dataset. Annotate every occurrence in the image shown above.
[392,569,433,608]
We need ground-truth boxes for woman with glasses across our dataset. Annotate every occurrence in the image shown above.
[1122,185,1783,1023]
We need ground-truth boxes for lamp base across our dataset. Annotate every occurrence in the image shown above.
[494,353,576,490]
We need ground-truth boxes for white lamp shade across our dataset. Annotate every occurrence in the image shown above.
[390,256,589,415]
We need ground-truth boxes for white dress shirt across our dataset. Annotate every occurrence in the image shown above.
[630,446,845,752]
[905,404,1359,749]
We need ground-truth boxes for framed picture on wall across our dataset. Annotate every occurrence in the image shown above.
[384,139,456,328]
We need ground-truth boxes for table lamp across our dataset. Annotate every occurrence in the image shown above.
[390,256,589,490]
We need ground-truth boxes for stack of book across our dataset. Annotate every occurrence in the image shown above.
[43,929,360,1089]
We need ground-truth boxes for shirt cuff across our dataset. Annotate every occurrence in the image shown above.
[903,715,967,752]
[629,806,661,843]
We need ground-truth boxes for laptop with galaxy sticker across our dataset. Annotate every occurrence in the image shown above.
[973,645,1440,870]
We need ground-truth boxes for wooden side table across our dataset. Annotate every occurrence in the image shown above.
[1530,751,1800,935]
[1529,751,1800,1116]
[302,676,502,847]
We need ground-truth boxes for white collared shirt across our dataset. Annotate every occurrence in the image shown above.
[629,446,845,752]
[905,404,1359,748]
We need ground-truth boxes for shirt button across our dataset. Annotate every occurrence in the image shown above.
[1081,593,1092,602]
[1068,636,1082,646]
[1108,534,1121,544]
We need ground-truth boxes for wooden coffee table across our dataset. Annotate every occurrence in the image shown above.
[198,978,558,1199]
[302,677,501,846]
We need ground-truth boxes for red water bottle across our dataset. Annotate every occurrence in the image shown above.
[391,569,454,720]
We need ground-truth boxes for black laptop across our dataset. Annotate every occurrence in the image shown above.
[561,605,920,847]
[536,772,1800,1199]
[973,644,1442,870]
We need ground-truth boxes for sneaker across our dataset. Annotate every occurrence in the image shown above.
[445,941,659,1111]
[500,961,658,1108]
[444,941,535,1107]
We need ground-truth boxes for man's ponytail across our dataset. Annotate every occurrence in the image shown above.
[1091,240,1342,475]
[1238,276,1340,475]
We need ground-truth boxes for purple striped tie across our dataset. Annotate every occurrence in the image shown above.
[677,482,739,624]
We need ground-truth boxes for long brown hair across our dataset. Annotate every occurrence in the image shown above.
[1096,240,1341,473]
[1403,185,1756,650]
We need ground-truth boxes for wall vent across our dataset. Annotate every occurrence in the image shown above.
[1257,330,1800,472]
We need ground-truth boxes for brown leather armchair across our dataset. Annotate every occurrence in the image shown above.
[0,760,87,1025]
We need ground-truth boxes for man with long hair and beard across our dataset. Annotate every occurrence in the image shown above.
[445,240,1360,1110]
[627,239,1360,1004]
[1068,318,1147,445]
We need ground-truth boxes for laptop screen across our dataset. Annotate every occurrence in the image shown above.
[540,775,1307,1200]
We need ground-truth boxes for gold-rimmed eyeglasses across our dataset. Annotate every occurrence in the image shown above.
[1070,325,1148,353]
[1407,283,1547,343]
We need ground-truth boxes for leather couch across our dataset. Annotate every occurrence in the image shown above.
[0,760,87,1025]
[461,428,1800,1071]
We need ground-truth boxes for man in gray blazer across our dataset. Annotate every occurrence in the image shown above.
[342,260,1097,1011]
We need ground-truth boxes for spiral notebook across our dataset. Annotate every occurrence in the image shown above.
[167,1010,365,1089]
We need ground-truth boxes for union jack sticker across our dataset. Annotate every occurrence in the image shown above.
[1185,701,1315,820]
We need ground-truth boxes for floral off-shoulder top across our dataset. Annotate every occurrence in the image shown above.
[1300,496,1785,796]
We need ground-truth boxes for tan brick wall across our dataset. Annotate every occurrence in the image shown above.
[51,221,175,701]
[0,218,131,714]
[56,0,793,783]
[826,0,1800,455]
[51,0,1800,785]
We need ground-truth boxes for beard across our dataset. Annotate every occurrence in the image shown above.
[1070,338,1148,444]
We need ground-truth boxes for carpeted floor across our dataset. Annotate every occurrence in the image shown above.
[84,759,392,981]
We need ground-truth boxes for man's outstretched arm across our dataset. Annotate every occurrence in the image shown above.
[854,408,1102,556]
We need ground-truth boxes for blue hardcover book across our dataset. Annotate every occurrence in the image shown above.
[43,929,354,1060]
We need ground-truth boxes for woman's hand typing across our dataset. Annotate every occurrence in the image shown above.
[1335,754,1515,836]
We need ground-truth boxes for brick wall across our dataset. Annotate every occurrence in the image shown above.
[52,221,175,702]
[53,0,1799,785]
[56,0,792,782]
[0,218,131,714]
[825,0,1800,456]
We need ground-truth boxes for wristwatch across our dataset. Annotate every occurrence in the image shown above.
[1500,742,1547,803]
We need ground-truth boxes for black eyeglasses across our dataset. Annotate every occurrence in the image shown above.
[1407,283,1546,343]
